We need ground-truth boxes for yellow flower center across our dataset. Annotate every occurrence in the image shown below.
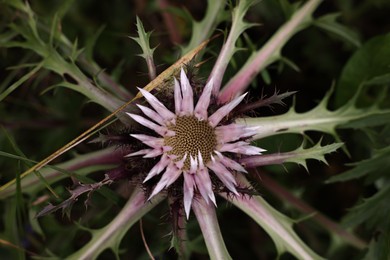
[164,116,217,170]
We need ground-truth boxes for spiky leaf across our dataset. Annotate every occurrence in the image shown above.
[327,146,390,183]
[241,141,343,170]
[238,86,390,141]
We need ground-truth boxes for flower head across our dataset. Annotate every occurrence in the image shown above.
[127,68,264,218]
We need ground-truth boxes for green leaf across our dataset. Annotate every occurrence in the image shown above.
[314,13,361,47]
[238,85,390,142]
[181,0,226,54]
[130,17,157,79]
[363,230,390,260]
[327,146,390,183]
[0,63,43,102]
[242,140,343,170]
[284,141,343,170]
[85,25,106,62]
[335,33,390,106]
[222,175,325,260]
[67,191,164,260]
[342,184,390,231]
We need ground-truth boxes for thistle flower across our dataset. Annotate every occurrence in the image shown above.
[126,68,264,218]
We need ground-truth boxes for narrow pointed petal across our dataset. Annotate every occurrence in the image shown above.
[215,151,247,173]
[194,78,213,120]
[175,153,187,169]
[138,87,175,121]
[180,68,194,114]
[208,93,247,127]
[215,124,258,143]
[130,134,164,149]
[143,153,170,182]
[183,173,195,219]
[136,104,165,125]
[219,141,266,155]
[142,146,171,158]
[189,155,198,174]
[207,156,238,195]
[127,113,174,136]
[174,78,183,114]
[125,149,151,157]
[164,164,183,187]
[148,163,182,200]
[194,167,216,206]
[143,148,164,158]
[198,150,204,168]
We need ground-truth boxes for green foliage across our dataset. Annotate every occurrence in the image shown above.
[1,0,390,259]
[336,33,390,106]
[327,146,390,183]
[313,13,361,47]
[130,17,157,79]
[239,85,390,145]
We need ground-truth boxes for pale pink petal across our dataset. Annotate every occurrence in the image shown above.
[189,155,198,174]
[148,163,182,200]
[183,172,196,219]
[208,93,247,127]
[219,141,266,155]
[127,113,174,137]
[207,156,238,195]
[215,124,258,143]
[164,163,183,187]
[130,134,164,149]
[194,166,216,206]
[197,150,205,168]
[175,153,187,169]
[180,68,194,114]
[194,78,213,120]
[195,151,216,205]
[143,153,170,182]
[214,151,247,173]
[142,146,171,158]
[143,148,164,158]
[136,104,165,125]
[124,149,151,157]
[138,87,175,121]
[174,78,183,114]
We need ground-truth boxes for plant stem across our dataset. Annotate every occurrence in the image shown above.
[218,0,323,103]
[68,189,165,260]
[254,170,367,249]
[0,147,128,199]
[192,197,232,260]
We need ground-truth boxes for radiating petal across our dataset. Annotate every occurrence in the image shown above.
[189,155,198,174]
[143,148,163,158]
[127,113,174,137]
[148,163,182,200]
[183,172,196,219]
[136,104,165,125]
[124,149,151,157]
[143,153,170,182]
[194,78,213,120]
[194,166,216,206]
[215,124,259,143]
[174,78,183,114]
[175,153,187,169]
[180,68,194,114]
[214,151,247,173]
[219,141,266,155]
[138,87,175,121]
[208,93,247,127]
[207,156,238,195]
[130,134,164,149]
[197,150,204,168]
